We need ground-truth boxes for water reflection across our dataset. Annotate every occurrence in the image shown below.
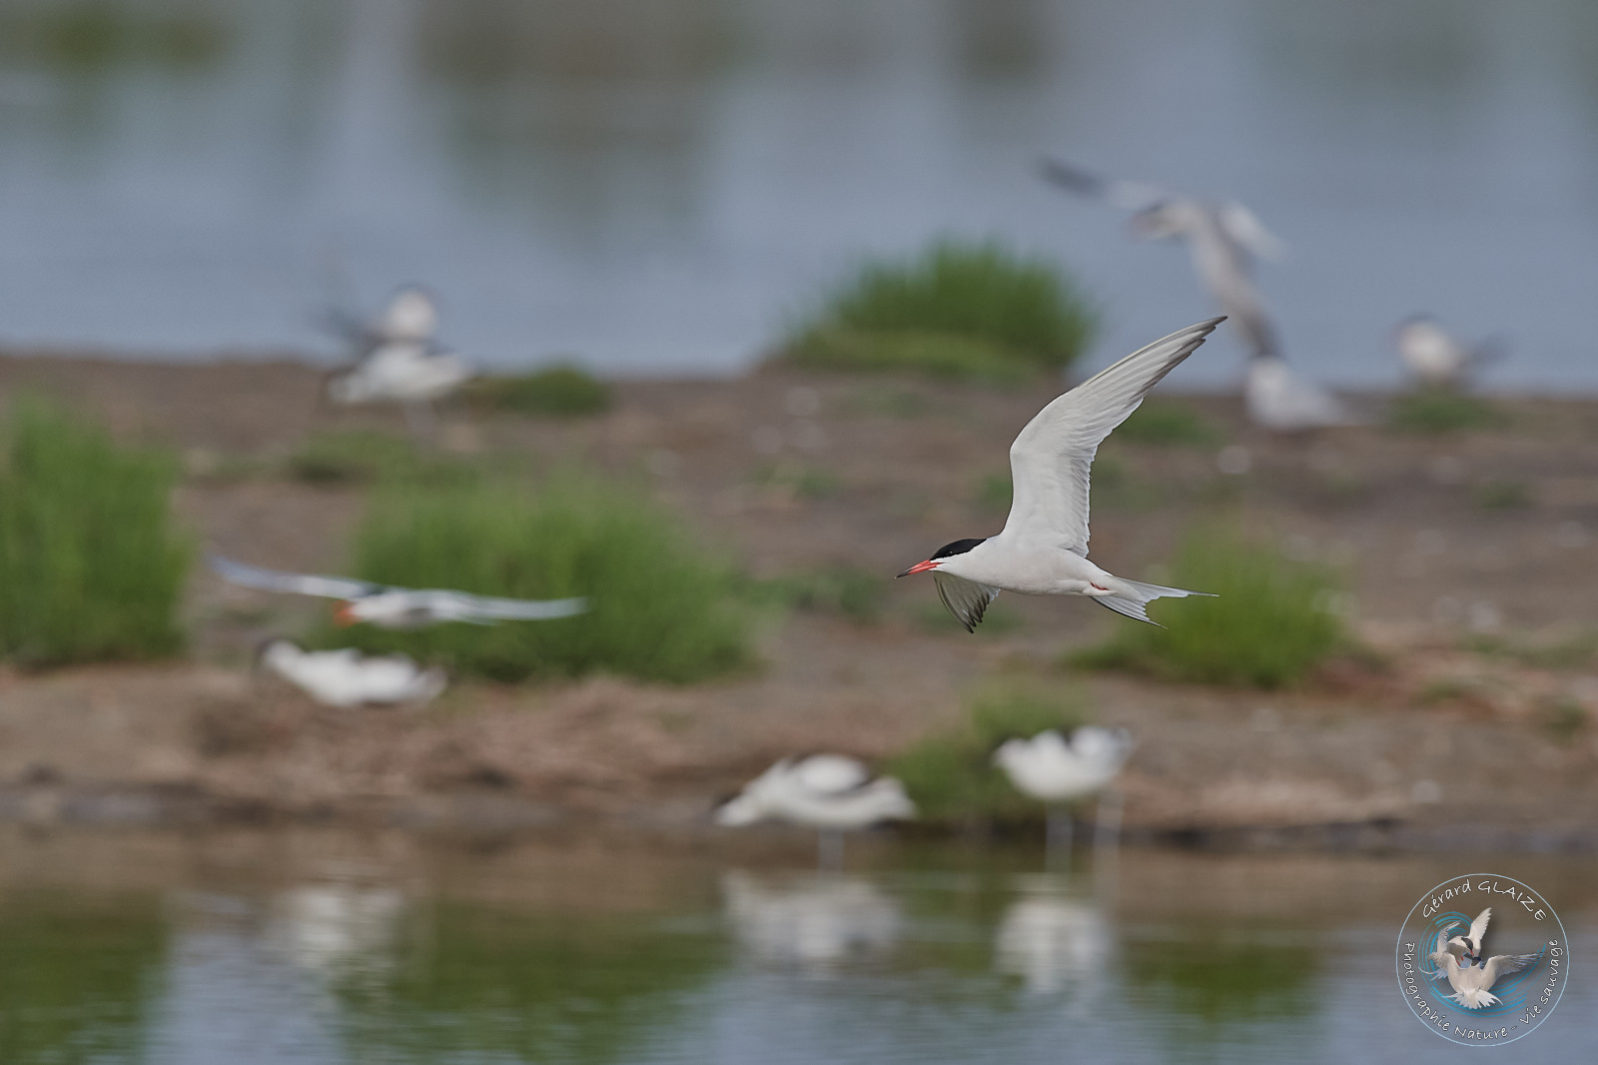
[721,870,903,970]
[0,889,167,1065]
[993,878,1113,997]
[265,883,406,984]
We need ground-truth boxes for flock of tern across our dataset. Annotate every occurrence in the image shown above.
[216,156,1507,862]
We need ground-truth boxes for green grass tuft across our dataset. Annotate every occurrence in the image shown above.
[783,240,1097,381]
[1115,399,1223,447]
[286,429,477,486]
[1387,391,1503,434]
[466,365,612,417]
[759,565,884,624]
[0,400,191,667]
[310,477,753,683]
[887,683,1087,824]
[1070,528,1345,689]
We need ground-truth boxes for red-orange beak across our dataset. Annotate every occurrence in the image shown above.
[896,559,939,578]
[333,602,357,626]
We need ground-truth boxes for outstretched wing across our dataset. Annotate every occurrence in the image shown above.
[209,555,378,600]
[1038,157,1168,211]
[1467,908,1493,952]
[1482,952,1540,985]
[932,572,1001,633]
[1218,202,1286,261]
[1002,319,1223,554]
[422,590,590,622]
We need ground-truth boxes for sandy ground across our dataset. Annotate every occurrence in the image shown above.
[1,350,1595,851]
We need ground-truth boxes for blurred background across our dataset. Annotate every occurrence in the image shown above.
[1,2,1596,1064]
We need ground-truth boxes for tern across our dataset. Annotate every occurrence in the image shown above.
[210,555,589,629]
[994,727,1134,852]
[714,754,916,867]
[1442,907,1494,967]
[1429,914,1540,1009]
[1395,315,1505,390]
[319,285,441,353]
[1244,354,1361,432]
[1040,158,1284,359]
[896,318,1222,631]
[257,638,446,708]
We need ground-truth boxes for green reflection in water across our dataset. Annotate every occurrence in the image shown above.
[0,890,168,1065]
[331,901,727,1065]
[0,1,229,72]
[1122,928,1317,1026]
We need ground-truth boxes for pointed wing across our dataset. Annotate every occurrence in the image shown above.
[1038,157,1168,212]
[1002,318,1223,553]
[209,555,378,600]
[932,572,1001,633]
[419,590,590,622]
[1482,952,1540,985]
[1467,908,1493,952]
[1218,202,1286,261]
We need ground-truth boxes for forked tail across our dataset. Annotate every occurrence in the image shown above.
[1095,578,1214,626]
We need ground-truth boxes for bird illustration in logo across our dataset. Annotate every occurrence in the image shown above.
[1428,907,1541,1009]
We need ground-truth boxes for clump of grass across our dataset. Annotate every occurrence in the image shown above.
[760,565,884,624]
[1473,480,1532,511]
[750,462,842,501]
[466,365,612,417]
[1463,629,1598,671]
[1115,399,1222,447]
[0,400,190,666]
[286,429,475,486]
[1070,528,1346,689]
[1387,391,1503,434]
[887,683,1087,824]
[782,240,1097,382]
[1539,697,1589,745]
[311,477,752,683]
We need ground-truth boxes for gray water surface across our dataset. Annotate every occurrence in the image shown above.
[1,0,1596,387]
[1,829,1591,1065]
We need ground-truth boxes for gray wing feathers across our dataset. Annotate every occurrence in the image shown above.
[208,555,376,599]
[417,591,589,621]
[933,572,1002,633]
[1002,318,1224,553]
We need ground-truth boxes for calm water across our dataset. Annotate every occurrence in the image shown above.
[0,829,1590,1065]
[1,0,1596,387]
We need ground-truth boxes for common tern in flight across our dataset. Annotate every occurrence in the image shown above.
[715,754,916,866]
[210,555,589,629]
[896,318,1222,631]
[1040,158,1284,359]
[256,638,447,708]
[994,727,1134,851]
[1395,315,1506,390]
[1429,910,1540,1009]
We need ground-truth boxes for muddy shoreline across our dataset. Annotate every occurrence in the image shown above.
[1,349,1595,852]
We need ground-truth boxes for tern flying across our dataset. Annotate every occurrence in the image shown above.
[209,555,588,629]
[1040,158,1284,359]
[897,318,1222,631]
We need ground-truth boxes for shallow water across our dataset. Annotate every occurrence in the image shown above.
[0,0,1596,387]
[0,828,1590,1064]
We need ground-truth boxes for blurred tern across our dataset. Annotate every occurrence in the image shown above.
[319,285,441,352]
[210,555,589,629]
[715,754,916,866]
[1244,354,1361,431]
[1040,157,1284,358]
[897,319,1222,630]
[1395,315,1506,389]
[257,638,446,708]
[994,727,1134,851]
